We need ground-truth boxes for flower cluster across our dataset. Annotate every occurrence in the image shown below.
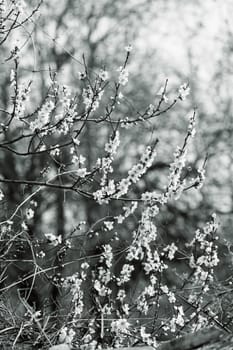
[187,112,196,137]
[101,244,113,269]
[125,44,133,52]
[114,201,138,224]
[111,318,130,335]
[59,327,76,345]
[117,66,129,86]
[93,131,120,204]
[30,99,55,132]
[169,306,185,332]
[140,326,157,347]
[82,85,104,112]
[93,245,113,297]
[160,284,176,304]
[136,276,158,315]
[163,242,178,260]
[98,69,109,81]
[44,233,62,247]
[111,318,132,346]
[166,145,187,200]
[104,131,120,156]
[0,188,4,201]
[11,0,26,13]
[55,85,78,135]
[187,214,219,289]
[192,166,206,189]
[10,69,31,119]
[143,248,168,274]
[116,263,134,285]
[63,272,85,317]
[178,83,190,101]
[70,152,87,177]
[114,145,157,199]
[0,0,5,36]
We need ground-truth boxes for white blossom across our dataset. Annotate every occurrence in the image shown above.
[76,168,87,178]
[45,233,62,247]
[104,221,114,231]
[25,208,34,220]
[179,83,190,100]
[0,189,4,201]
[99,69,109,81]
[30,100,54,132]
[125,44,133,52]
[111,319,130,335]
[117,66,129,86]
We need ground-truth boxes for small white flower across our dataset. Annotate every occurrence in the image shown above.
[78,72,86,80]
[163,242,178,260]
[117,66,129,86]
[30,310,41,322]
[0,189,4,200]
[94,280,108,296]
[59,327,75,344]
[81,261,89,270]
[59,327,68,343]
[99,69,109,81]
[147,103,154,114]
[117,289,126,301]
[111,318,130,334]
[73,138,80,146]
[161,285,169,294]
[40,145,46,151]
[37,250,45,258]
[12,0,26,13]
[76,168,87,178]
[50,146,60,157]
[140,326,150,342]
[45,233,62,246]
[21,221,28,230]
[10,69,15,84]
[104,221,114,230]
[26,208,34,220]
[104,131,120,155]
[79,154,86,164]
[30,100,54,131]
[116,214,124,224]
[179,83,190,100]
[125,44,133,52]
[122,303,129,315]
